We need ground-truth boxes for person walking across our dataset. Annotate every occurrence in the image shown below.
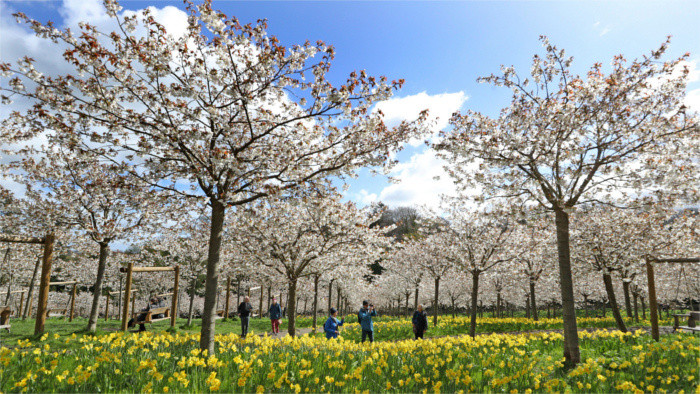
[269,297,282,335]
[323,308,345,339]
[412,304,428,339]
[358,300,377,343]
[238,296,253,338]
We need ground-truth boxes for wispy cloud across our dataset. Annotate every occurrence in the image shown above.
[593,21,612,37]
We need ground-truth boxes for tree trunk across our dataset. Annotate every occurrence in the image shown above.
[236,278,241,306]
[267,285,272,313]
[526,295,531,319]
[641,296,646,320]
[287,277,298,337]
[312,275,319,331]
[414,285,419,311]
[451,297,456,318]
[200,199,225,354]
[496,291,501,318]
[23,256,42,319]
[433,277,440,327]
[469,271,480,338]
[602,271,627,332]
[404,292,409,316]
[622,280,633,318]
[337,287,341,315]
[602,298,606,317]
[327,279,333,313]
[187,277,196,326]
[554,208,581,366]
[259,284,264,318]
[633,291,639,323]
[530,280,539,321]
[280,291,286,317]
[583,295,589,318]
[303,297,308,316]
[87,241,110,333]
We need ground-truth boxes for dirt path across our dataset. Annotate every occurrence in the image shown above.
[258,327,314,339]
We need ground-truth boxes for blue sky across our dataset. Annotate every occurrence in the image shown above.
[2,0,700,209]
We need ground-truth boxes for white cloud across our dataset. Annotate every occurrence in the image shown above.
[686,88,700,113]
[354,189,378,205]
[376,149,457,210]
[374,91,468,147]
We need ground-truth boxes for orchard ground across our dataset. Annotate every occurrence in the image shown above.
[1,313,698,393]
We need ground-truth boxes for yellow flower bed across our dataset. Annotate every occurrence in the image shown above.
[0,328,697,393]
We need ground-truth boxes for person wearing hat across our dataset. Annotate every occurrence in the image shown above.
[323,308,345,339]
[269,297,282,335]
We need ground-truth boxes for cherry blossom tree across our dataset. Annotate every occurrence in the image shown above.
[0,0,426,352]
[230,192,391,336]
[436,37,698,365]
[384,241,426,313]
[511,211,556,320]
[406,227,455,325]
[440,206,517,337]
[6,145,166,332]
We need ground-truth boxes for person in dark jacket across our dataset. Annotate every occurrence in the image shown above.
[358,300,377,343]
[269,297,282,335]
[323,308,344,339]
[412,304,428,339]
[127,296,163,332]
[238,296,253,338]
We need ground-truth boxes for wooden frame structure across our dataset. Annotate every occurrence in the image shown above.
[46,281,78,321]
[2,289,28,319]
[0,233,55,336]
[645,256,700,341]
[119,263,179,331]
[105,289,136,321]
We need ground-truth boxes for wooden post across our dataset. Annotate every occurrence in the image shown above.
[224,277,231,321]
[121,263,134,331]
[236,278,241,306]
[18,291,25,318]
[34,232,55,337]
[105,294,110,321]
[171,266,180,327]
[646,258,660,341]
[259,283,264,318]
[69,283,77,322]
[26,291,34,319]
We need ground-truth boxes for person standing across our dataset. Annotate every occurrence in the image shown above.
[412,304,428,339]
[269,297,282,335]
[323,308,345,339]
[238,296,253,338]
[358,300,377,343]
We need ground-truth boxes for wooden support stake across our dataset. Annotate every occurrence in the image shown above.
[34,232,55,337]
[18,291,25,318]
[224,277,231,321]
[69,283,77,321]
[171,266,180,327]
[646,258,660,341]
[259,283,264,318]
[121,263,134,331]
[105,294,110,321]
